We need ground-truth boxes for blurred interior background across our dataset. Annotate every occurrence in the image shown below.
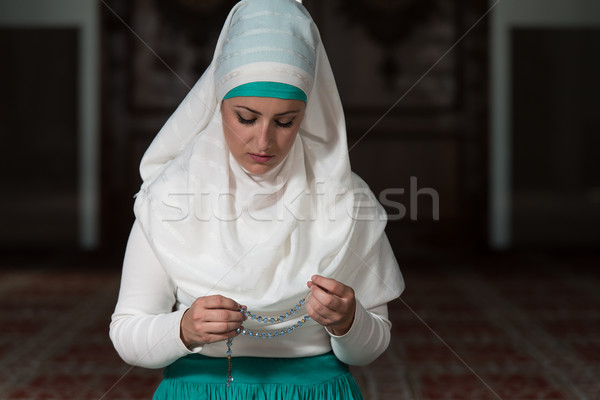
[1,0,599,266]
[0,1,599,399]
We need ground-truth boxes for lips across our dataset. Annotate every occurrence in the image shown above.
[249,153,274,163]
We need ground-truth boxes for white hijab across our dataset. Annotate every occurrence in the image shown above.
[134,0,403,312]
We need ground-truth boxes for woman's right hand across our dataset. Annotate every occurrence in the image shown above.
[180,295,246,348]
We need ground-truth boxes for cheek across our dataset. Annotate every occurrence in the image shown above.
[222,117,247,152]
[279,131,298,153]
[223,125,237,147]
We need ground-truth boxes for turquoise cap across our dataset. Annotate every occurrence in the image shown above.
[223,81,307,102]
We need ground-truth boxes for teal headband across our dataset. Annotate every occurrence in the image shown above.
[222,82,307,103]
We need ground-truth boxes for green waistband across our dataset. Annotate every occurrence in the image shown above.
[165,352,348,385]
[223,81,307,102]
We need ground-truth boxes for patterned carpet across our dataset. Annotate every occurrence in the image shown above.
[0,253,598,399]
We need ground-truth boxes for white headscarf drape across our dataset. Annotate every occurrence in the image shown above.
[133,0,403,313]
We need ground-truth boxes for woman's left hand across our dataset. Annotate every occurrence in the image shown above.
[306,275,356,336]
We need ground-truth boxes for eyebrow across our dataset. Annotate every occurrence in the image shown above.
[234,105,300,117]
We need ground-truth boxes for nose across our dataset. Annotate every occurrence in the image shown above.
[255,121,273,151]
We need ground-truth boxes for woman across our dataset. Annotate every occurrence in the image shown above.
[110,0,404,398]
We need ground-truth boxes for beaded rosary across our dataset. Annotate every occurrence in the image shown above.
[225,295,311,387]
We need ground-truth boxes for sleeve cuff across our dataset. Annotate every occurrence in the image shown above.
[328,300,391,366]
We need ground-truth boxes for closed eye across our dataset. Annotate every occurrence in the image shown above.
[276,119,295,128]
[236,113,256,125]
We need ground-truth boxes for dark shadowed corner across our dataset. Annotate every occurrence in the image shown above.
[1,0,599,399]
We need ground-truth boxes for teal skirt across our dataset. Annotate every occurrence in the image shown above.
[153,352,364,400]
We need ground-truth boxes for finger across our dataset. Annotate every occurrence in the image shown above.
[180,311,243,346]
[191,327,242,345]
[193,308,246,323]
[306,287,346,323]
[305,299,334,325]
[310,275,348,298]
[306,292,356,335]
[184,320,243,341]
[309,283,342,312]
[199,295,243,311]
[307,280,329,293]
[200,321,244,335]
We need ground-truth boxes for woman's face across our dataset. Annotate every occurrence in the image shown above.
[221,96,306,175]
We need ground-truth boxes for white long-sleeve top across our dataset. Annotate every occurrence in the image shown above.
[110,221,393,369]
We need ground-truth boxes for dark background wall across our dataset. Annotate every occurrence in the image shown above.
[1,28,79,248]
[1,0,598,266]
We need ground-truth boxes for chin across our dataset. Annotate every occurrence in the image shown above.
[245,163,274,175]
